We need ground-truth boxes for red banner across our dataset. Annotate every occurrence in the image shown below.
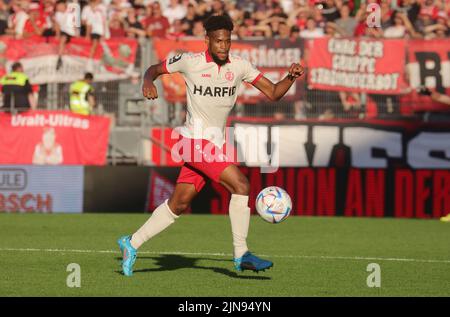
[307,38,407,94]
[153,38,304,104]
[0,111,110,165]
[0,36,138,83]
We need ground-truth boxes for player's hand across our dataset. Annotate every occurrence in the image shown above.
[288,63,305,80]
[142,80,158,99]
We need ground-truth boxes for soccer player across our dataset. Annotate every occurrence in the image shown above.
[118,14,304,276]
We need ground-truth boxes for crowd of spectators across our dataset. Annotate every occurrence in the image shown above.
[1,0,449,41]
[1,0,449,121]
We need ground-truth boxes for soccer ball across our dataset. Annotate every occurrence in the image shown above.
[255,186,292,224]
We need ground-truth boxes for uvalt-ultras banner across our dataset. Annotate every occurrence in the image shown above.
[147,119,450,218]
[307,38,407,94]
[0,36,138,83]
[0,111,110,165]
[152,38,304,104]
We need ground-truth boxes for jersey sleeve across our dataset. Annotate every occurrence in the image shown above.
[241,59,263,85]
[164,53,189,74]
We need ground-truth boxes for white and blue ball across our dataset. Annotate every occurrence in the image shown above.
[255,186,292,224]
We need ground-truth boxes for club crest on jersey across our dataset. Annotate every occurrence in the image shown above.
[193,85,236,97]
[225,71,234,82]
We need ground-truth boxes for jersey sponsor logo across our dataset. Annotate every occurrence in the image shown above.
[168,54,183,65]
[193,85,237,97]
[201,74,211,78]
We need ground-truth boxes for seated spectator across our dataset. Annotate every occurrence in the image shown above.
[420,0,440,20]
[226,0,243,22]
[324,21,343,38]
[435,10,449,32]
[108,0,131,19]
[0,0,7,36]
[139,3,152,24]
[353,4,368,37]
[167,19,186,39]
[339,91,362,118]
[181,4,201,36]
[383,11,420,38]
[269,2,289,20]
[414,9,435,36]
[236,23,252,39]
[288,8,310,31]
[379,1,394,29]
[124,7,146,38]
[275,21,291,39]
[312,4,326,29]
[335,4,357,36]
[321,0,341,22]
[208,0,227,16]
[23,3,46,38]
[289,25,300,41]
[195,0,212,21]
[41,0,57,39]
[164,0,187,25]
[423,10,449,38]
[109,14,127,38]
[144,1,170,38]
[191,20,205,38]
[249,24,272,38]
[396,0,422,24]
[6,1,29,39]
[299,17,324,38]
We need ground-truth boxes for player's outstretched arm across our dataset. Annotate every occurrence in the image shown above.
[253,63,305,101]
[142,62,169,100]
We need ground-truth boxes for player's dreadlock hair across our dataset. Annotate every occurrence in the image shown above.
[203,14,234,35]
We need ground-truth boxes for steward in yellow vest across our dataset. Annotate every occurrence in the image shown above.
[0,62,36,111]
[70,72,95,115]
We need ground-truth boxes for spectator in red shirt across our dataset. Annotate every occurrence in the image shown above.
[420,0,439,20]
[23,3,46,38]
[144,1,170,38]
[109,13,126,38]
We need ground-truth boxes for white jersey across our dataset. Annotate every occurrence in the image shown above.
[164,51,263,147]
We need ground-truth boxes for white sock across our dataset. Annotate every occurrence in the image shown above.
[229,194,250,259]
[130,199,179,250]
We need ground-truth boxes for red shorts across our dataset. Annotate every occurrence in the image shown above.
[175,136,236,192]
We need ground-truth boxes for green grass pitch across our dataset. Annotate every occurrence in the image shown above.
[0,213,449,297]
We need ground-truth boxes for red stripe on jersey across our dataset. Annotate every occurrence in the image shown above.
[162,59,169,73]
[251,73,263,85]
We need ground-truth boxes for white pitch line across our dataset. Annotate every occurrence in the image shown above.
[1,247,450,264]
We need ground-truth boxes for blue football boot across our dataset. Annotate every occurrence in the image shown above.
[234,251,273,272]
[117,235,137,276]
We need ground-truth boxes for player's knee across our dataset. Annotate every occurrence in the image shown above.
[234,178,250,196]
[169,195,192,215]
[173,202,190,214]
